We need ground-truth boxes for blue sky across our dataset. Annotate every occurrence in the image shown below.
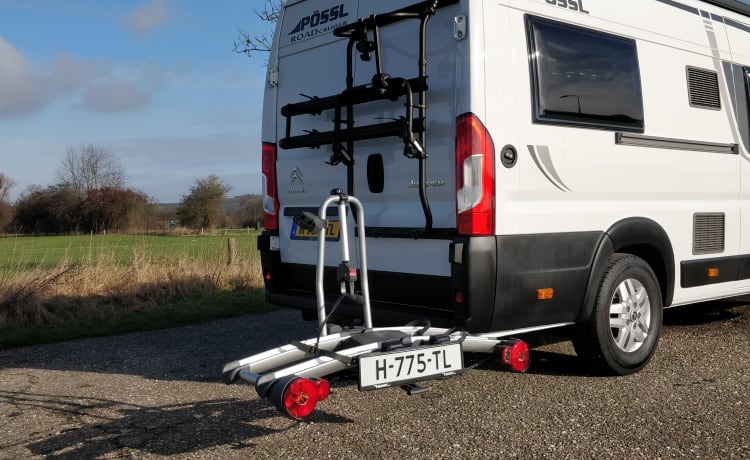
[0,0,270,203]
[3,1,750,204]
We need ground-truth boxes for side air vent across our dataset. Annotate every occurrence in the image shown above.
[686,67,721,110]
[693,213,725,255]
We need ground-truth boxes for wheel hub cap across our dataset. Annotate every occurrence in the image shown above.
[609,278,651,353]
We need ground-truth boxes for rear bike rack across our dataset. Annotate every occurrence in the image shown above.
[222,190,530,420]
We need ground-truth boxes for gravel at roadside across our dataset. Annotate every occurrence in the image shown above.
[1,303,748,459]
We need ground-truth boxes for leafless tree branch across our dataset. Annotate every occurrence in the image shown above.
[234,0,280,59]
[0,172,16,203]
[57,143,127,196]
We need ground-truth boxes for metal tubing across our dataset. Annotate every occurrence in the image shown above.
[228,324,544,391]
[338,198,350,263]
[238,370,261,386]
[226,332,352,375]
[346,196,372,328]
[316,195,340,335]
[314,193,373,331]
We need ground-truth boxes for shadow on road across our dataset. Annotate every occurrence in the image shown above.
[474,301,750,378]
[1,390,352,458]
[1,302,746,384]
[663,299,746,326]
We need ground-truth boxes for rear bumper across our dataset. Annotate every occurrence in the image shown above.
[258,231,485,330]
[258,231,603,333]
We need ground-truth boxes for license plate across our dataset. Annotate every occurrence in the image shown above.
[358,342,463,391]
[290,220,340,241]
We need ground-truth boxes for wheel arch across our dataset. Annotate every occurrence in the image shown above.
[578,217,675,321]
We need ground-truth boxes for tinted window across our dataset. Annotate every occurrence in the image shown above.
[526,16,645,132]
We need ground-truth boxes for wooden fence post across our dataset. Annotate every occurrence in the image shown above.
[227,237,237,266]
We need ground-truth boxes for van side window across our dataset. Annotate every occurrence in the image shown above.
[526,15,645,132]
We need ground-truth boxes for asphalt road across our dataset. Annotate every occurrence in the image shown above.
[1,302,748,459]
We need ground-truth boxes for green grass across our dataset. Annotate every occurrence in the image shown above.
[0,233,261,273]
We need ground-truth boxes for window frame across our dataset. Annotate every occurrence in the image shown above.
[525,15,645,133]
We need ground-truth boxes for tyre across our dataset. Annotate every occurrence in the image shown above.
[572,253,663,375]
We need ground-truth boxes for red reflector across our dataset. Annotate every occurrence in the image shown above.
[265,273,272,281]
[455,291,465,303]
[501,341,530,373]
[282,378,322,419]
[313,378,331,400]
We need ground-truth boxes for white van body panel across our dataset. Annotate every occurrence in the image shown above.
[259,0,750,333]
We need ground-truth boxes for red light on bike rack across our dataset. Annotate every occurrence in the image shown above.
[277,377,331,420]
[265,272,272,281]
[498,340,530,373]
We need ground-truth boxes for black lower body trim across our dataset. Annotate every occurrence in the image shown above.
[488,232,603,330]
[260,231,603,333]
[680,254,750,287]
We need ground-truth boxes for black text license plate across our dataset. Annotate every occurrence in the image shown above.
[290,220,340,241]
[358,342,463,391]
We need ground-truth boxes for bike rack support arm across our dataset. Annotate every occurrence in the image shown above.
[316,191,372,335]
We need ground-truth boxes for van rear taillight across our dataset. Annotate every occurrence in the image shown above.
[262,142,279,230]
[455,113,495,236]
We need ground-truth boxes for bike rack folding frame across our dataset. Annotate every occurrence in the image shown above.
[222,191,530,420]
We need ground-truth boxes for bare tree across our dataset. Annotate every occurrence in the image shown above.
[234,0,280,59]
[58,143,127,196]
[0,172,16,203]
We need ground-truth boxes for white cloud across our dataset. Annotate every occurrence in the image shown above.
[0,36,181,118]
[0,37,46,117]
[124,0,173,35]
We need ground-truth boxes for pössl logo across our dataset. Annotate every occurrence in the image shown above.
[288,5,348,35]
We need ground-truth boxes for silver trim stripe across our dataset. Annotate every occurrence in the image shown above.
[527,145,572,192]
[615,132,739,154]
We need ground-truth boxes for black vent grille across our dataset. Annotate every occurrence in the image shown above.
[693,213,725,255]
[686,67,721,109]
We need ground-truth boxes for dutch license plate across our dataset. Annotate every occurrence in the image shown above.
[358,342,464,391]
[290,220,340,241]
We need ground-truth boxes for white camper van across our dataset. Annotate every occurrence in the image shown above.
[257,0,750,374]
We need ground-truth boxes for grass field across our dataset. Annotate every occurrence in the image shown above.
[0,233,261,273]
[0,233,271,349]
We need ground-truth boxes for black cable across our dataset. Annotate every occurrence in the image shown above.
[313,294,346,353]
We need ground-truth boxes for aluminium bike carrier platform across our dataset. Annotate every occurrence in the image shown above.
[222,190,530,420]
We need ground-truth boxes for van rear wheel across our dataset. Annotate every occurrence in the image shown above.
[572,253,663,375]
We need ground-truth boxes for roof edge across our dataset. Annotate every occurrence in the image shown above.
[700,0,750,17]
